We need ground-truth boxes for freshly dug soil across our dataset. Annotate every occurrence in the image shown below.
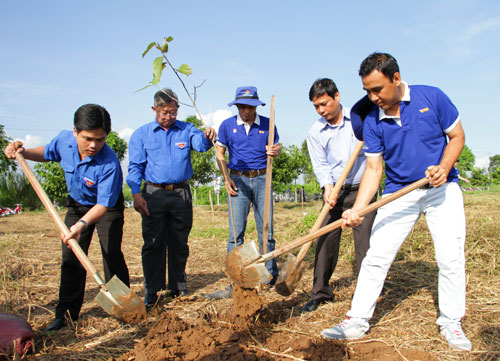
[111,311,348,361]
[110,292,147,324]
[232,285,262,319]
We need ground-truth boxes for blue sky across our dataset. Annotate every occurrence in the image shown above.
[1,0,499,168]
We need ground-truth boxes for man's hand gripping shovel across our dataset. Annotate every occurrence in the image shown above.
[225,176,431,289]
[274,141,364,296]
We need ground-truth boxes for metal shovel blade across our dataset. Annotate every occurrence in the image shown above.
[94,276,146,323]
[274,254,307,296]
[225,241,263,286]
[240,263,273,289]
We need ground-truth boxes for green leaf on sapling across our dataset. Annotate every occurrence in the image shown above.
[152,56,165,84]
[142,42,156,58]
[177,64,192,76]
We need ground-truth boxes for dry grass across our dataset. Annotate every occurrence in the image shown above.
[0,191,498,360]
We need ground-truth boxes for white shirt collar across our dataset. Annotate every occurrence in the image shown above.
[236,114,260,126]
[237,114,260,135]
[379,81,410,119]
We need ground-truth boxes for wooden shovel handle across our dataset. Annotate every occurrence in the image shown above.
[15,152,100,279]
[262,95,275,254]
[292,141,364,267]
[260,177,430,263]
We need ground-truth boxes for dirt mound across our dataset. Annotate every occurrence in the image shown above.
[111,311,347,361]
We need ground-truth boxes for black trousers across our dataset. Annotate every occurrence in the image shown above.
[311,189,377,301]
[56,193,129,320]
[141,184,192,301]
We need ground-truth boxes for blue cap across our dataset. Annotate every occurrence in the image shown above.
[228,86,266,107]
[350,95,376,141]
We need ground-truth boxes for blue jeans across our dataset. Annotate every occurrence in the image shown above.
[227,173,279,279]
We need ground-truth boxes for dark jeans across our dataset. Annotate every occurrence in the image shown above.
[141,184,192,301]
[56,193,129,320]
[311,189,377,301]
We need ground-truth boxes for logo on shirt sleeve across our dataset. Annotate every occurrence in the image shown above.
[259,130,265,134]
[419,107,429,113]
[176,142,186,149]
[83,177,96,187]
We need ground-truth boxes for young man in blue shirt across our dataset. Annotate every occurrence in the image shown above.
[205,86,281,299]
[4,104,129,331]
[127,88,215,307]
[302,78,376,313]
[321,53,471,351]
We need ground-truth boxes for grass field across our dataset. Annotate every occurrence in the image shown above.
[0,190,498,360]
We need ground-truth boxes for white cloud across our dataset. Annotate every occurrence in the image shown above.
[475,155,490,170]
[459,17,500,42]
[118,127,134,143]
[197,109,233,132]
[17,134,44,148]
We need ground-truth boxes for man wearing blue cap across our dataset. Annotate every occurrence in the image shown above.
[321,53,471,351]
[206,86,281,299]
[127,88,216,308]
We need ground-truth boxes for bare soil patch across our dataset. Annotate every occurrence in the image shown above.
[0,192,499,360]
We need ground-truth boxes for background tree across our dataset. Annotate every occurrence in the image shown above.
[0,125,17,174]
[184,115,216,187]
[469,168,490,187]
[457,144,475,174]
[272,144,303,192]
[35,131,128,205]
[488,154,500,184]
[300,140,316,184]
[106,131,128,161]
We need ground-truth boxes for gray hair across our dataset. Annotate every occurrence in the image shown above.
[154,88,179,107]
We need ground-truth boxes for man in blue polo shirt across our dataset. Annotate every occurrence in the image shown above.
[320,53,471,351]
[4,104,129,331]
[205,86,281,299]
[127,88,215,307]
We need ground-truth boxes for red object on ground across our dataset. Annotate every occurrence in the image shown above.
[0,313,35,359]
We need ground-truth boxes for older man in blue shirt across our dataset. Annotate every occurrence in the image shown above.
[127,88,215,307]
[4,104,129,331]
[301,78,376,313]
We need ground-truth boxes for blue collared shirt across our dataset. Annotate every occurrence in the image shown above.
[44,130,123,207]
[307,107,366,188]
[363,82,460,193]
[217,114,279,171]
[127,119,213,194]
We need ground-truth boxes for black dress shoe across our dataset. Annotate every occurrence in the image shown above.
[169,289,189,298]
[300,298,331,313]
[45,318,65,332]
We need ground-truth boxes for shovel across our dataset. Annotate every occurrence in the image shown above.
[274,141,364,296]
[225,176,430,289]
[262,95,276,256]
[15,152,146,323]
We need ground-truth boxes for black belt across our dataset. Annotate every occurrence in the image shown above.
[335,183,360,191]
[230,169,266,178]
[419,183,433,189]
[146,181,188,190]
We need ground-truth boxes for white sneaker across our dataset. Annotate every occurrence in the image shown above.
[440,323,472,351]
[321,318,368,340]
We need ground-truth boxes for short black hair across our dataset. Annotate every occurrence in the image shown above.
[74,104,111,134]
[309,78,339,101]
[359,52,400,81]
